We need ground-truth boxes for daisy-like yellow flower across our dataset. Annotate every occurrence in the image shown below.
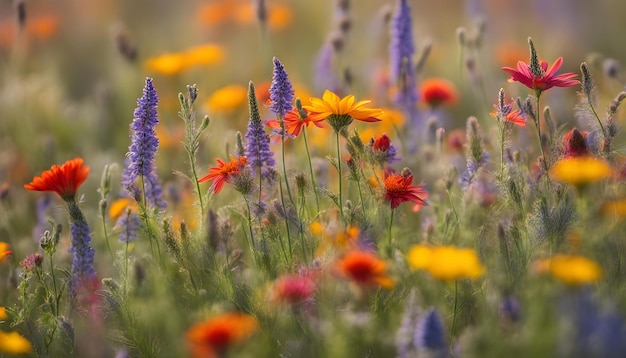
[0,331,32,354]
[304,90,383,133]
[407,244,485,281]
[543,254,602,286]
[550,156,612,187]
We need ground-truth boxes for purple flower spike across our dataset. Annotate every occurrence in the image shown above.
[389,0,415,84]
[269,57,295,118]
[245,81,275,177]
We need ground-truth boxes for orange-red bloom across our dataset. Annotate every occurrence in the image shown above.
[490,103,526,127]
[562,128,589,158]
[384,170,429,209]
[265,108,325,138]
[502,57,579,92]
[198,156,247,194]
[420,78,459,107]
[24,158,89,201]
[0,242,12,264]
[337,250,394,289]
[187,312,258,358]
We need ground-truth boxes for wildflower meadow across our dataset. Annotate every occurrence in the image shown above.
[3,0,626,357]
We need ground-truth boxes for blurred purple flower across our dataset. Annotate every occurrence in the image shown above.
[414,307,447,351]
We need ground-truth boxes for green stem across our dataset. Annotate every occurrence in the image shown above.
[189,152,205,226]
[139,175,163,266]
[450,280,459,349]
[278,178,293,263]
[302,127,320,214]
[279,115,295,207]
[588,97,605,135]
[242,195,256,252]
[101,210,114,261]
[356,176,366,221]
[48,253,59,317]
[387,208,394,258]
[336,131,345,224]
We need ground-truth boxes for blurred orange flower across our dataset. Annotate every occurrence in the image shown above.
[550,156,612,187]
[0,242,12,264]
[205,84,247,112]
[0,331,32,354]
[197,0,292,30]
[24,158,89,202]
[536,255,602,286]
[337,250,394,289]
[407,244,485,281]
[187,312,258,358]
[108,198,139,219]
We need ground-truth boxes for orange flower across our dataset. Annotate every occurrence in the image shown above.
[0,242,12,264]
[24,158,89,201]
[384,169,429,209]
[187,312,258,358]
[199,156,247,194]
[420,78,459,107]
[337,251,394,289]
[265,108,325,138]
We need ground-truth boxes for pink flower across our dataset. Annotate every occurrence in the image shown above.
[502,57,579,92]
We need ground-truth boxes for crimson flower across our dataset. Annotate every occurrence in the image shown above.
[24,158,89,201]
[384,169,429,209]
[199,156,247,194]
[502,57,579,92]
[265,108,325,138]
[562,128,589,158]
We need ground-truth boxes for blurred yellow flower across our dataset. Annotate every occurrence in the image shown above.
[0,331,32,354]
[550,156,612,186]
[0,242,12,264]
[0,306,7,321]
[183,44,225,67]
[544,254,602,286]
[407,244,485,281]
[602,198,626,218]
[155,125,185,149]
[206,84,248,112]
[109,198,138,219]
[145,52,188,76]
[311,221,360,255]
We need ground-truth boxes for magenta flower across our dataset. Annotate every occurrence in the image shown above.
[502,57,579,92]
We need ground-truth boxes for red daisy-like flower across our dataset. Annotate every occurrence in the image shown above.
[490,103,527,127]
[199,156,247,194]
[265,108,325,138]
[24,158,90,201]
[502,57,579,92]
[383,169,429,209]
[562,128,589,158]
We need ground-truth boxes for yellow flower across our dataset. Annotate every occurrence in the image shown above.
[0,306,7,321]
[109,198,138,219]
[550,156,612,186]
[206,84,248,112]
[0,331,32,354]
[183,44,224,67]
[0,242,12,264]
[545,254,602,286]
[407,244,485,281]
[304,90,383,133]
[602,198,626,219]
[145,52,188,76]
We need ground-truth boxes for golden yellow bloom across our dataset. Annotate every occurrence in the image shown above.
[304,90,383,133]
[145,52,188,76]
[407,244,485,281]
[0,242,12,264]
[550,156,612,186]
[206,84,248,112]
[109,198,138,219]
[0,306,7,321]
[546,254,602,286]
[183,44,225,67]
[0,331,32,354]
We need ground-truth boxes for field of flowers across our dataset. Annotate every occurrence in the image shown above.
[2,0,626,357]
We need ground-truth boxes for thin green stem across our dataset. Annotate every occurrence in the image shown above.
[336,131,345,224]
[279,115,295,207]
[47,254,59,317]
[188,152,205,226]
[302,127,320,214]
[356,177,366,221]
[387,208,394,258]
[587,97,605,135]
[139,175,163,266]
[278,178,293,263]
[242,195,256,252]
[101,210,114,261]
[450,280,459,349]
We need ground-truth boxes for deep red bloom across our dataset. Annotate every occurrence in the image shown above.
[383,170,429,209]
[199,156,247,194]
[265,108,325,138]
[562,128,589,158]
[502,57,579,92]
[24,158,89,201]
[373,133,391,151]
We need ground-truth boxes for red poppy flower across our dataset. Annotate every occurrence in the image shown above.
[383,170,429,209]
[24,158,89,201]
[198,156,247,194]
[337,250,394,289]
[420,78,459,107]
[187,312,258,358]
[265,108,325,138]
[502,57,579,92]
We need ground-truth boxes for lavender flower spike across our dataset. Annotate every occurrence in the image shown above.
[122,77,166,208]
[245,81,275,176]
[67,201,97,289]
[389,0,415,84]
[269,57,295,118]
